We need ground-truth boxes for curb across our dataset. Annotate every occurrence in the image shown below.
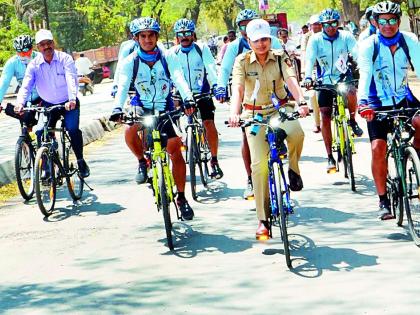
[0,117,117,187]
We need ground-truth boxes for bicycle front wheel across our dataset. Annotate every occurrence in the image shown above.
[15,136,35,200]
[273,162,291,268]
[187,128,198,200]
[64,143,84,200]
[387,150,403,225]
[34,146,56,217]
[197,130,209,187]
[343,121,356,191]
[158,161,174,250]
[403,146,420,246]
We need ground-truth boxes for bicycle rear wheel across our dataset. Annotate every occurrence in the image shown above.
[387,150,403,225]
[197,129,209,187]
[15,136,35,200]
[273,162,291,268]
[187,128,198,200]
[343,121,356,191]
[158,161,174,250]
[34,146,56,217]
[64,142,84,200]
[403,146,420,245]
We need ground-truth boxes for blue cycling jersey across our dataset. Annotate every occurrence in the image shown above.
[305,30,358,84]
[0,52,40,102]
[168,42,217,94]
[217,35,283,88]
[113,48,193,112]
[358,31,420,108]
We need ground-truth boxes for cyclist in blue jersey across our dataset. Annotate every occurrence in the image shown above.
[215,9,283,200]
[357,1,420,220]
[110,17,196,221]
[304,8,364,172]
[0,35,40,126]
[168,18,223,179]
[358,7,376,43]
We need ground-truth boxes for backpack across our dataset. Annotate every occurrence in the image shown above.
[372,34,414,71]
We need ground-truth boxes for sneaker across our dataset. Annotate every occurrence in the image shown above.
[378,201,394,220]
[135,160,147,184]
[77,159,90,178]
[313,126,321,133]
[177,198,194,221]
[327,156,337,173]
[210,161,224,179]
[349,120,363,137]
[288,169,303,191]
[243,179,254,200]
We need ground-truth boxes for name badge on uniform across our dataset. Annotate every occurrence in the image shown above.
[271,93,280,109]
[247,71,258,76]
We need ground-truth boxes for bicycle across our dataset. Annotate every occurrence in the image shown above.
[30,104,84,217]
[121,109,183,250]
[184,93,211,200]
[230,108,301,268]
[314,80,358,191]
[376,108,420,246]
[2,103,37,200]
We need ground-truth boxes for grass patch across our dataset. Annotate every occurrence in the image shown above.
[0,182,19,204]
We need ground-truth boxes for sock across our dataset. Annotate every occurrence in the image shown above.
[177,192,185,201]
[328,154,334,159]
[211,156,218,163]
[139,157,146,163]
[379,194,390,205]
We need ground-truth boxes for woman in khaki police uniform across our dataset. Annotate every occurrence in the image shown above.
[228,19,309,240]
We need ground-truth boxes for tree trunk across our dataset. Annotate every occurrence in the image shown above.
[340,0,362,26]
[188,0,202,23]
[222,5,235,31]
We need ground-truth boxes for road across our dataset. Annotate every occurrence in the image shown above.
[1,95,420,314]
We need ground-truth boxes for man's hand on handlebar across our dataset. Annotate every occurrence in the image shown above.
[358,104,375,122]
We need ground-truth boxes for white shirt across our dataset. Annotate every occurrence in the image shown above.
[74,56,93,76]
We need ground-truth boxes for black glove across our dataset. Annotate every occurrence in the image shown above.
[109,107,123,122]
[183,98,196,111]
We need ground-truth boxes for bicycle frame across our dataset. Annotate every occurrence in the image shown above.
[332,88,355,158]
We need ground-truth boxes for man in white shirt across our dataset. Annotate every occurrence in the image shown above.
[74,53,93,76]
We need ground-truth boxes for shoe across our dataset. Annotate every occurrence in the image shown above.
[313,126,321,133]
[243,179,254,200]
[349,120,363,137]
[135,160,147,184]
[256,221,270,241]
[177,198,194,221]
[327,156,337,173]
[288,169,303,191]
[77,159,90,178]
[210,161,224,179]
[378,201,394,220]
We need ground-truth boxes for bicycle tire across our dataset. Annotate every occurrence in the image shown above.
[197,129,209,187]
[64,143,84,200]
[273,162,291,268]
[34,146,56,217]
[343,121,356,191]
[403,146,420,245]
[15,136,35,200]
[187,128,197,200]
[387,150,403,226]
[158,161,174,250]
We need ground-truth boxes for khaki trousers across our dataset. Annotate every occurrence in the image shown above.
[309,90,320,127]
[242,106,305,220]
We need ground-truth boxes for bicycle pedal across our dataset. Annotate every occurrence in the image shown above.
[327,168,338,174]
[245,195,255,200]
[256,234,270,241]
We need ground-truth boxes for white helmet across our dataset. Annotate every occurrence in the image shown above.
[309,15,320,25]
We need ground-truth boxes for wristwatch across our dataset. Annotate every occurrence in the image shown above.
[299,100,308,106]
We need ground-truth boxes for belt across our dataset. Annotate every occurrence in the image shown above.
[243,98,288,111]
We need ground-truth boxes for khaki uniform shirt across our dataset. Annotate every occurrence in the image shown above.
[231,49,296,107]
[301,31,313,52]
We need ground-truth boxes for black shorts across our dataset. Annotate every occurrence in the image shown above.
[317,89,336,108]
[196,97,215,121]
[367,97,420,141]
[142,108,179,139]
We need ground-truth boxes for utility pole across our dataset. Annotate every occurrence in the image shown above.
[43,0,50,29]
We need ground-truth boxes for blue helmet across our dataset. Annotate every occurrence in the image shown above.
[130,17,160,35]
[174,18,195,33]
[319,8,341,23]
[236,9,259,26]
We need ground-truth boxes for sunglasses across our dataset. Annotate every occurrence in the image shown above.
[16,47,32,53]
[377,17,399,26]
[322,21,338,28]
[17,50,32,57]
[239,25,247,31]
[176,31,193,37]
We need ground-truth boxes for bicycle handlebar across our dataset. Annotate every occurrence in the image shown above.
[224,110,300,128]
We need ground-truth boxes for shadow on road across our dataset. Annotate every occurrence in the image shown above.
[263,234,379,278]
[161,222,253,258]
[44,192,126,222]
[193,181,244,204]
